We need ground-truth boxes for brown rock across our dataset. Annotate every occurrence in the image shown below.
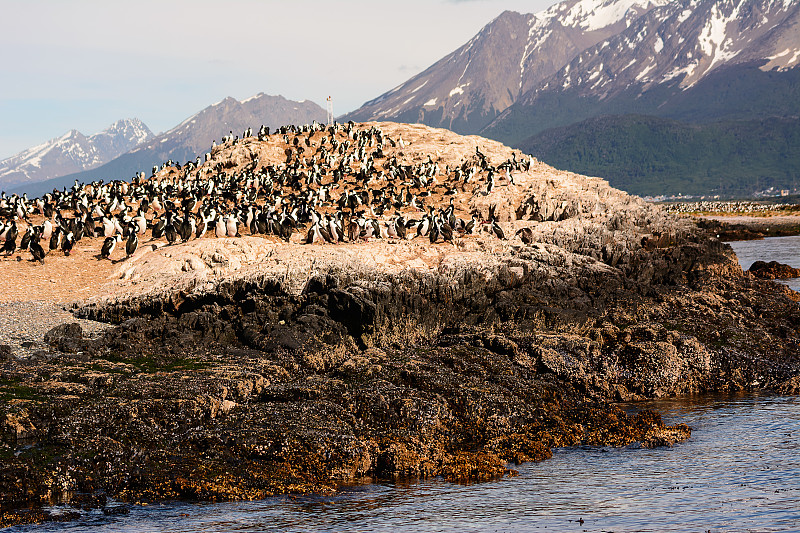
[748,260,800,280]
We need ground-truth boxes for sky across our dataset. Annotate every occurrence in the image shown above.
[0,0,560,160]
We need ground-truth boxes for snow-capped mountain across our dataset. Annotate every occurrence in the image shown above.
[344,0,672,133]
[15,94,326,196]
[344,0,800,143]
[0,118,153,189]
[483,0,800,143]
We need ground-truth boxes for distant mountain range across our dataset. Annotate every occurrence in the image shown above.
[123,93,328,171]
[0,119,153,190]
[8,94,327,196]
[344,0,800,196]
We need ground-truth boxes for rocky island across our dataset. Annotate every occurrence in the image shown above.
[1,122,799,527]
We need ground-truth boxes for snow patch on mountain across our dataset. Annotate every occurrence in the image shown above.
[412,81,428,93]
[560,0,669,31]
[698,2,742,72]
[449,85,467,97]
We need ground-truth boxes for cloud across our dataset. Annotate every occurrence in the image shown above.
[398,65,423,73]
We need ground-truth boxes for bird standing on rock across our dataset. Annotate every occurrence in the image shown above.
[126,230,138,259]
[2,220,17,256]
[61,232,74,256]
[215,215,226,238]
[101,235,121,260]
[226,214,239,237]
[41,219,53,242]
[28,234,45,264]
[491,219,506,240]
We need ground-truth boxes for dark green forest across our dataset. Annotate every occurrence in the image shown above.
[518,115,800,197]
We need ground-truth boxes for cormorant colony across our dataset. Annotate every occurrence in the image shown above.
[1,122,534,264]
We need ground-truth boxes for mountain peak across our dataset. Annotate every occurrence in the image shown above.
[242,92,266,103]
[345,0,799,145]
[0,120,154,189]
[343,0,671,134]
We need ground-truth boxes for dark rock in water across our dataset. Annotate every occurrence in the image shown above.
[0,509,81,528]
[69,490,107,510]
[102,504,130,516]
[748,260,800,280]
[696,218,800,241]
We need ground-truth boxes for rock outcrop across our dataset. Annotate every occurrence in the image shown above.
[748,260,800,280]
[1,122,798,526]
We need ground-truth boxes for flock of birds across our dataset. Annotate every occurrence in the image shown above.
[664,200,800,214]
[0,122,535,265]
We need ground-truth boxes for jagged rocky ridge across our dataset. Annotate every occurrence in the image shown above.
[1,122,799,525]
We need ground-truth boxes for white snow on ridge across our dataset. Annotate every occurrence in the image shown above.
[424,98,438,106]
[663,60,699,85]
[386,83,404,95]
[520,23,553,89]
[635,61,657,81]
[768,48,792,60]
[173,113,201,132]
[560,0,671,33]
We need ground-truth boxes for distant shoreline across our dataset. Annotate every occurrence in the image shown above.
[691,214,800,241]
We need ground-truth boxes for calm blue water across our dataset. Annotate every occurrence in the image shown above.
[729,235,800,292]
[8,394,800,533]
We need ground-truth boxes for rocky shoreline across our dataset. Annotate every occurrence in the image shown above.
[695,214,800,241]
[2,124,799,527]
[3,235,798,528]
